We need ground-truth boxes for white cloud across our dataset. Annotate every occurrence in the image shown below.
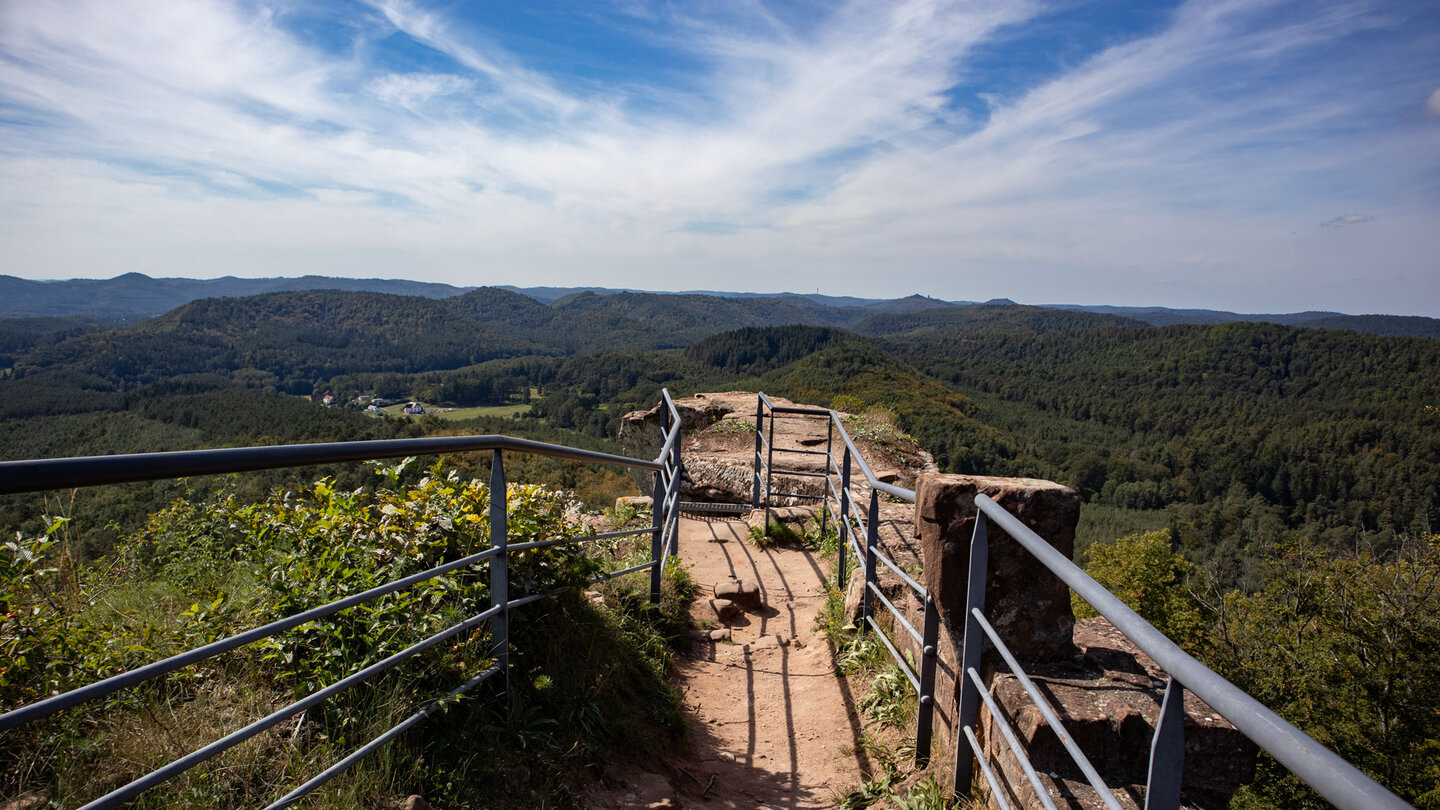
[368,73,473,109]
[1426,88,1440,116]
[1320,213,1376,228]
[0,0,1437,314]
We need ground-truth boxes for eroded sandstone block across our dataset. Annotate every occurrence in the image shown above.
[916,473,1080,665]
[977,618,1258,810]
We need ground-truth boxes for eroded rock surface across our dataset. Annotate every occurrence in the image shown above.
[620,391,937,505]
[978,617,1258,810]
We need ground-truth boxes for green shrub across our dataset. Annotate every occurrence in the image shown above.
[0,465,686,808]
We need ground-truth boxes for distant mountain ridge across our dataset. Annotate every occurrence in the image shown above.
[0,273,472,322]
[0,274,1435,339]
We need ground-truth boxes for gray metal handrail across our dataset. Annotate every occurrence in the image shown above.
[0,389,686,809]
[750,393,1412,809]
[757,391,915,501]
[751,393,939,767]
[965,493,1414,810]
[0,432,661,495]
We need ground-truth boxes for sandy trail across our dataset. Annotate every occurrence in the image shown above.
[660,514,869,809]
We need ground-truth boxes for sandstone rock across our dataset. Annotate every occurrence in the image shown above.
[916,474,1080,665]
[616,495,653,509]
[620,391,937,505]
[715,579,763,610]
[975,618,1258,810]
[706,598,740,622]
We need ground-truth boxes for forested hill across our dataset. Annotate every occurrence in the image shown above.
[10,273,1439,338]
[449,288,861,353]
[11,291,540,386]
[0,273,471,322]
[854,302,1146,337]
[2,288,1435,565]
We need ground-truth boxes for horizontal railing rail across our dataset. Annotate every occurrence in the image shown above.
[751,392,1412,809]
[960,493,1413,810]
[0,433,660,495]
[0,390,685,810]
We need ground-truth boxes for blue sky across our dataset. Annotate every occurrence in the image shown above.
[0,0,1437,315]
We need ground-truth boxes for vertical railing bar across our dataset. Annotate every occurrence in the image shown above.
[752,395,764,509]
[953,511,988,797]
[765,398,776,531]
[1145,678,1187,810]
[820,417,833,537]
[666,460,680,557]
[649,469,663,603]
[489,449,509,696]
[838,446,852,588]
[915,593,939,767]
[860,489,879,633]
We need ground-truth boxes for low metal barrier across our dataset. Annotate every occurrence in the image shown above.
[751,392,939,767]
[749,392,1414,809]
[0,390,684,809]
[956,495,1414,810]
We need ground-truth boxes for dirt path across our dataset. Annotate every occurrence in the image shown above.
[673,515,870,808]
[584,513,869,809]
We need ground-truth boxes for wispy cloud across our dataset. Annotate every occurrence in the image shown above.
[0,0,1436,314]
[1320,213,1376,228]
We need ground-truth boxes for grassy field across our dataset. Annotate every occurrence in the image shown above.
[378,401,532,419]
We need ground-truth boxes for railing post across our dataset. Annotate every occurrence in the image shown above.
[489,449,509,697]
[1145,678,1186,810]
[752,396,764,509]
[916,592,940,767]
[667,446,680,557]
[861,489,879,633]
[953,511,989,798]
[765,400,776,532]
[650,470,664,604]
[821,417,833,537]
[837,446,852,587]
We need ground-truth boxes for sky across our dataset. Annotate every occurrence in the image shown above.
[0,0,1437,316]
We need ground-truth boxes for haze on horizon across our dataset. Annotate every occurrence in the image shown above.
[1,0,1437,317]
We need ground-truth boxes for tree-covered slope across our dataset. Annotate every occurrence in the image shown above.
[0,272,471,322]
[855,303,1146,338]
[13,290,539,386]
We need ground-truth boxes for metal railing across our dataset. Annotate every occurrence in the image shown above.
[956,494,1414,810]
[751,392,940,768]
[0,390,684,810]
[749,392,1414,809]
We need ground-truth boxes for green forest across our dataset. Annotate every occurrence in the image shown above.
[1,288,1436,807]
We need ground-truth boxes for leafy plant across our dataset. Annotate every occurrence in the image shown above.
[0,464,689,808]
[747,518,804,548]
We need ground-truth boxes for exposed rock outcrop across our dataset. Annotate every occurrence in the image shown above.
[979,618,1258,809]
[911,473,1256,809]
[620,391,938,505]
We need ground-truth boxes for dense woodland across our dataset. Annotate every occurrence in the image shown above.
[1,286,1437,807]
